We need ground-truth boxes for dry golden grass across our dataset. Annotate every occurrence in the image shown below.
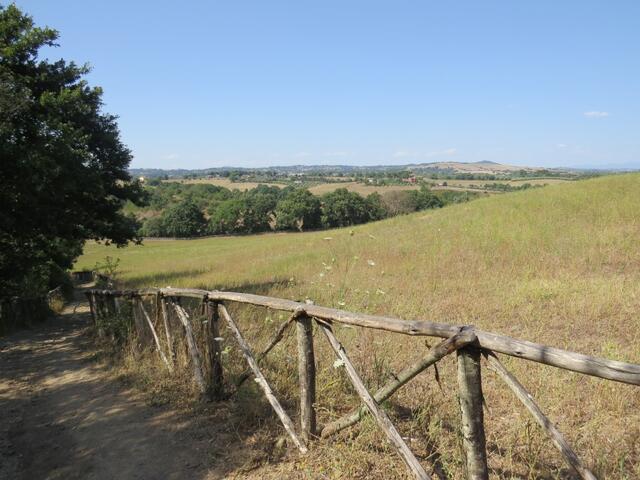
[174,177,423,196]
[165,178,283,190]
[79,173,640,479]
[307,181,421,195]
[169,176,569,197]
[436,178,571,187]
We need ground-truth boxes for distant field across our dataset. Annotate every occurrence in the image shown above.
[307,181,421,195]
[170,177,422,195]
[435,177,572,187]
[166,178,283,190]
[80,174,640,478]
[169,176,569,196]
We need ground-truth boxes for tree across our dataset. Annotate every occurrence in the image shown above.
[0,5,146,296]
[275,189,321,231]
[411,185,443,210]
[320,188,371,228]
[161,200,207,237]
[208,198,248,234]
[366,192,388,221]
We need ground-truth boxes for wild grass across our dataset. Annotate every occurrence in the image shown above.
[78,173,640,479]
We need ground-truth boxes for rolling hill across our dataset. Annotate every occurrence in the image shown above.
[77,173,640,478]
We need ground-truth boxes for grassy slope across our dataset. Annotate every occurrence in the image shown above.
[78,174,640,478]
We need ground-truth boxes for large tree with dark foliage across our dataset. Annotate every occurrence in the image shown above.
[0,5,145,296]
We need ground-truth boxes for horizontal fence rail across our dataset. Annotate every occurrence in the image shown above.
[85,285,639,480]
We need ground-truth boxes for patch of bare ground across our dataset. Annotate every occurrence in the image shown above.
[0,289,294,480]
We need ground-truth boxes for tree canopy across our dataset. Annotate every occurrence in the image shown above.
[275,189,322,231]
[321,188,377,228]
[0,5,145,296]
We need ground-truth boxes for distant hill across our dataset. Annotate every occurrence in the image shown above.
[130,161,576,179]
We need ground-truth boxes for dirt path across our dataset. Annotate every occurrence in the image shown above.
[0,288,226,480]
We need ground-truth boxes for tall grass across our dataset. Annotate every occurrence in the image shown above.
[78,173,640,478]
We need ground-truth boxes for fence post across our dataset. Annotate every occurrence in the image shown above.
[132,296,149,347]
[159,295,175,363]
[93,293,106,337]
[86,292,97,325]
[296,314,316,442]
[457,345,489,480]
[206,300,224,399]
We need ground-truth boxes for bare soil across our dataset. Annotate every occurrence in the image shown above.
[0,290,259,480]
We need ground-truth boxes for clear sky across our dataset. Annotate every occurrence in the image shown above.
[15,1,640,169]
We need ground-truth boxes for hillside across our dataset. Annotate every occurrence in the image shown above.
[77,173,640,478]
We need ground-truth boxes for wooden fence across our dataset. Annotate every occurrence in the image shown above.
[86,286,640,480]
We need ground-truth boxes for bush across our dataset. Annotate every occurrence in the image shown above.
[410,186,443,210]
[381,190,418,216]
[140,216,165,237]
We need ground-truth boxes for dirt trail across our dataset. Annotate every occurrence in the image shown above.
[0,287,227,480]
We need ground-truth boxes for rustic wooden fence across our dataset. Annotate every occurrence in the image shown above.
[86,286,640,480]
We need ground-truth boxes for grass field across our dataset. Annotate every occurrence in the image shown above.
[78,173,640,478]
[170,177,423,195]
[169,176,570,196]
[167,177,283,190]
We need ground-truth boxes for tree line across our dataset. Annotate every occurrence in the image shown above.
[137,183,474,238]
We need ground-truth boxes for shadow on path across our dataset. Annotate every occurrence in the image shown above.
[0,287,260,480]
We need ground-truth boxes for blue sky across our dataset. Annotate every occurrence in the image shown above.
[15,1,640,169]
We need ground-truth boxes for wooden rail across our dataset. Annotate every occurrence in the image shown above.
[86,286,640,479]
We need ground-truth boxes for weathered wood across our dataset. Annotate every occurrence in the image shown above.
[296,314,316,442]
[86,292,97,325]
[131,296,147,345]
[159,296,175,364]
[95,293,107,337]
[484,352,597,480]
[136,298,172,371]
[235,308,299,389]
[457,346,488,480]
[88,287,640,385]
[217,303,308,453]
[155,293,161,327]
[322,329,477,438]
[205,301,224,399]
[171,301,207,395]
[318,321,429,480]
[94,293,103,318]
